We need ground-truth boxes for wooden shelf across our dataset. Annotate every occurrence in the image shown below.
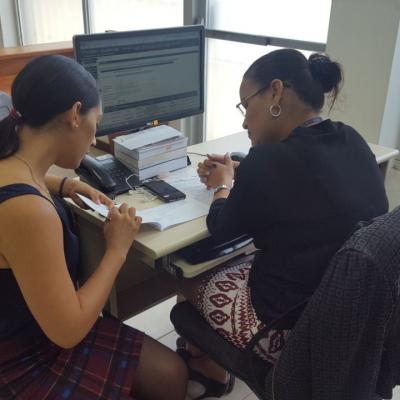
[0,41,73,93]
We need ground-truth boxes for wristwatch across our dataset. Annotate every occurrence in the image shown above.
[213,184,231,194]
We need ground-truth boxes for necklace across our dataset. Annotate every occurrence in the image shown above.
[13,154,50,195]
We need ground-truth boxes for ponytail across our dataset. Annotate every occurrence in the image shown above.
[0,114,20,160]
[308,53,343,110]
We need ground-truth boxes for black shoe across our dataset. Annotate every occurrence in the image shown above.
[187,367,235,399]
[176,346,235,399]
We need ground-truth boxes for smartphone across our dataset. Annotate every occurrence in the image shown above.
[143,180,186,202]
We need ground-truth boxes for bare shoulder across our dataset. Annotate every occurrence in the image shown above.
[0,194,62,247]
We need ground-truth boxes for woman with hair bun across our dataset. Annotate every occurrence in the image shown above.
[0,54,187,400]
[178,49,388,398]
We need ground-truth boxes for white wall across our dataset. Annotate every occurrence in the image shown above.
[380,21,400,149]
[325,0,400,145]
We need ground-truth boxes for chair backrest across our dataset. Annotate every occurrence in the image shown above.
[0,92,12,121]
[265,206,400,400]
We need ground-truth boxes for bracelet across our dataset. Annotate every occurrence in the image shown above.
[58,177,69,197]
[213,184,231,194]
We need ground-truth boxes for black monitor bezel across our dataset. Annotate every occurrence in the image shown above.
[73,25,205,137]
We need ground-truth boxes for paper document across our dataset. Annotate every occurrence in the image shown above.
[77,194,111,219]
[113,125,182,151]
[163,167,213,206]
[137,199,209,231]
[77,192,210,231]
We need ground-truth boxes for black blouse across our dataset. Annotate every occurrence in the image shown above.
[207,120,388,325]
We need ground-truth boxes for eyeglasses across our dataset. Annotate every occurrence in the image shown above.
[236,86,269,117]
[235,81,291,117]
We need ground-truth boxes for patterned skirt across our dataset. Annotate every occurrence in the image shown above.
[0,316,144,399]
[195,254,290,364]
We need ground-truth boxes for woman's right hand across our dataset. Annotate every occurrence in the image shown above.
[103,203,142,259]
[197,153,236,189]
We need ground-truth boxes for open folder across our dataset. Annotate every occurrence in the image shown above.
[76,166,213,231]
[77,194,209,231]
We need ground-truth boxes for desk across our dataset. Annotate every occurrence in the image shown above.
[69,131,399,320]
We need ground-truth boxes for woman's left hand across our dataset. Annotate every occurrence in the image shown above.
[63,179,114,209]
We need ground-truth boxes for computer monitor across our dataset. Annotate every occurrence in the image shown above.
[73,25,204,137]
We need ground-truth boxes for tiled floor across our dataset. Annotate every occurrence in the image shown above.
[127,167,400,400]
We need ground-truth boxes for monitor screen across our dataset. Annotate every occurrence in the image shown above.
[73,25,204,137]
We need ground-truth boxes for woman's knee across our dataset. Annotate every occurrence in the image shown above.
[155,346,187,382]
[133,336,187,399]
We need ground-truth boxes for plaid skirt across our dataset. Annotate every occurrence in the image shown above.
[195,254,290,364]
[0,317,144,399]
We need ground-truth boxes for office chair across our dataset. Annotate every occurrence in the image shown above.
[171,206,400,400]
[0,92,12,121]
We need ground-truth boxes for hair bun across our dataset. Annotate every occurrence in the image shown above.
[308,53,342,94]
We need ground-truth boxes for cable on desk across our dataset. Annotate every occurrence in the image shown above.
[187,151,208,157]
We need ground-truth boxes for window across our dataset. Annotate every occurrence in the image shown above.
[16,0,182,45]
[88,0,182,33]
[206,39,266,140]
[207,0,331,43]
[206,40,314,140]
[18,0,84,45]
[204,0,331,140]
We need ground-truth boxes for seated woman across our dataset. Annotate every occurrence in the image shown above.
[178,49,388,398]
[0,55,187,400]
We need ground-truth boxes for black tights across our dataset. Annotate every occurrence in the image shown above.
[131,335,188,400]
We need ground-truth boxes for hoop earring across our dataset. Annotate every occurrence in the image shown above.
[269,104,281,118]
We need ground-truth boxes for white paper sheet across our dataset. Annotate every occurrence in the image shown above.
[137,198,210,230]
[163,167,213,206]
[76,194,113,219]
[76,192,210,231]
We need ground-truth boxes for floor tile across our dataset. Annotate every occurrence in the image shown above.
[158,329,179,350]
[124,296,176,339]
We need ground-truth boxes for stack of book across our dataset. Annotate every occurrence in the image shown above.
[113,125,188,181]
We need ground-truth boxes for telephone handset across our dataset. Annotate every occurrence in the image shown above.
[75,154,117,193]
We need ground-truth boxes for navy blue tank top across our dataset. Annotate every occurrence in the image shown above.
[0,184,80,339]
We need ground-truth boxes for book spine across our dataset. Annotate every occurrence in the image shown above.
[136,137,188,159]
[114,150,137,170]
[115,147,187,168]
[116,137,188,160]
[136,157,188,180]
[137,148,188,168]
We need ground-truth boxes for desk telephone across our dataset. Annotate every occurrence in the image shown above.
[75,154,138,195]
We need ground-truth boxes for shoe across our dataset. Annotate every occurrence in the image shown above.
[187,367,235,399]
[176,346,235,399]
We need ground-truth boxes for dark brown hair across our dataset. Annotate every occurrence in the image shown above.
[0,54,99,159]
[244,49,343,111]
